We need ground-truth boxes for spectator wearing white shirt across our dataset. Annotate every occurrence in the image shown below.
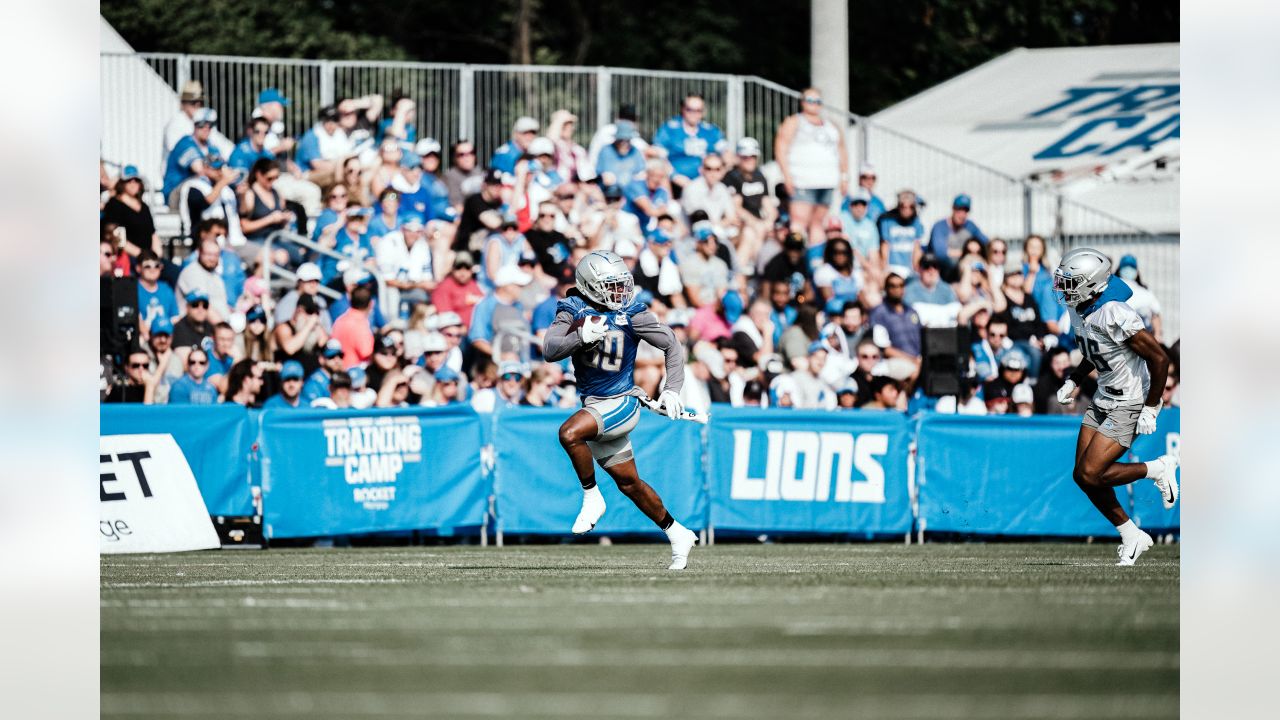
[176,237,231,323]
[377,215,435,318]
[162,81,233,172]
[680,155,736,230]
[1115,254,1164,342]
[903,254,961,328]
[296,105,354,184]
[179,151,246,256]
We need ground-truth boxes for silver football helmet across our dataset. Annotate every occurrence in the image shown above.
[575,250,634,310]
[1053,246,1111,306]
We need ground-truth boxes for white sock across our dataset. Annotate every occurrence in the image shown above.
[582,485,602,497]
[1144,458,1165,479]
[664,519,687,540]
[1116,519,1142,543]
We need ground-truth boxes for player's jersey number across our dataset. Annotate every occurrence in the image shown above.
[1080,336,1113,372]
[587,330,625,372]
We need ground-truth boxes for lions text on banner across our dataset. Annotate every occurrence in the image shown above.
[100,434,221,553]
[1127,408,1180,532]
[706,408,913,534]
[916,413,1119,537]
[492,407,707,534]
[258,406,487,538]
[101,404,256,516]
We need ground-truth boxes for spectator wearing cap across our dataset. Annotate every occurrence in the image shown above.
[925,194,988,281]
[427,366,465,406]
[774,87,848,248]
[163,107,219,206]
[723,137,774,269]
[588,103,657,166]
[491,116,540,176]
[172,288,217,362]
[436,312,467,372]
[633,216,684,309]
[861,376,903,411]
[413,138,457,224]
[144,316,183,401]
[240,305,274,362]
[838,188,882,279]
[983,350,1029,407]
[315,371,356,409]
[445,140,486,209]
[992,265,1050,376]
[390,149,429,218]
[1115,254,1164,341]
[365,187,401,244]
[835,382,859,410]
[493,361,529,409]
[877,190,926,279]
[263,360,307,409]
[469,265,533,361]
[345,366,377,409]
[164,81,230,167]
[273,262,333,331]
[982,380,1013,415]
[331,284,377,369]
[654,93,729,189]
[302,339,347,404]
[455,169,506,253]
[1011,382,1035,417]
[167,346,219,405]
[814,237,867,316]
[135,250,178,334]
[524,201,573,275]
[295,105,354,181]
[546,110,595,183]
[375,213,435,315]
[229,116,277,173]
[904,254,962,328]
[761,231,813,303]
[513,136,565,221]
[681,223,734,308]
[784,340,839,409]
[102,164,163,273]
[315,206,375,284]
[361,332,404,391]
[481,213,534,291]
[868,273,922,378]
[410,331,451,391]
[179,147,247,252]
[856,164,887,221]
[176,235,232,322]
[432,255,484,329]
[595,120,647,193]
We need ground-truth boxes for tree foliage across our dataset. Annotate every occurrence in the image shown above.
[102,0,1177,114]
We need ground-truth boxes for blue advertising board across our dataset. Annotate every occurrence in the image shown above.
[706,407,913,534]
[492,406,706,534]
[258,406,487,538]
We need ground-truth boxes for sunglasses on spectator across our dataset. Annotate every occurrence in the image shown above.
[128,362,149,369]
[251,128,268,136]
[683,105,704,113]
[538,212,557,219]
[141,262,162,270]
[886,282,904,290]
[330,191,348,199]
[500,374,523,382]
[803,96,824,105]
[265,173,280,181]
[555,193,574,200]
[455,149,475,157]
[190,300,210,308]
[189,358,208,366]
[858,353,880,360]
[102,248,117,257]
[990,248,1007,255]
[376,346,397,355]
[703,164,724,172]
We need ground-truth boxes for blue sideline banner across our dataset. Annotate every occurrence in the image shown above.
[493,407,707,533]
[258,406,487,538]
[1127,408,1181,531]
[706,408,913,534]
[917,413,1117,536]
[100,404,256,516]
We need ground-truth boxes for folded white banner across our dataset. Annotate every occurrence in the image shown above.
[100,434,220,554]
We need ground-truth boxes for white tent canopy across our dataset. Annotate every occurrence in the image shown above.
[872,44,1179,234]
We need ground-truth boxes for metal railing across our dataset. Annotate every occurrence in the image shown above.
[101,52,1178,338]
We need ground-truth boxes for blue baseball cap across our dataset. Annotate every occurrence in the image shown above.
[120,165,141,181]
[347,366,367,389]
[1118,254,1139,271]
[614,120,639,142]
[647,227,672,245]
[808,340,828,355]
[346,206,373,220]
[400,151,422,169]
[258,88,290,106]
[207,152,226,170]
[400,213,425,231]
[279,360,305,380]
[185,289,210,304]
[693,221,717,242]
[150,316,173,336]
[953,194,972,210]
[245,305,266,323]
[722,290,743,325]
[435,366,460,383]
[322,339,344,359]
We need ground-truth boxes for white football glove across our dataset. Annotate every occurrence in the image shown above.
[658,389,684,420]
[1055,378,1077,405]
[1137,402,1161,435]
[579,315,607,345]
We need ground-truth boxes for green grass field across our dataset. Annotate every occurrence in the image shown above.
[101,543,1178,719]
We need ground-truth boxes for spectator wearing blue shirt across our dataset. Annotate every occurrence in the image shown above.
[135,251,178,332]
[392,151,439,222]
[856,163,887,221]
[311,184,350,244]
[317,207,375,284]
[367,187,401,242]
[480,213,534,291]
[653,93,728,189]
[903,254,962,328]
[163,107,218,204]
[926,194,989,281]
[302,339,346,404]
[328,268,388,333]
[263,360,307,409]
[838,188,882,277]
[203,323,238,389]
[167,347,219,405]
[229,116,276,172]
[595,120,647,192]
[623,159,676,232]
[468,265,533,361]
[377,94,417,144]
[413,138,457,222]
[877,190,926,279]
[295,105,354,180]
[491,116,540,177]
[1019,234,1066,334]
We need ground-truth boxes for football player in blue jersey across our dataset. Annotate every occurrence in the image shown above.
[543,251,700,569]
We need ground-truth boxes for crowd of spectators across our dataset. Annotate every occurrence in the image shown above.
[100,83,1178,414]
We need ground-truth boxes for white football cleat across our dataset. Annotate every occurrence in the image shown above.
[667,525,698,571]
[1152,453,1179,510]
[571,487,606,534]
[1115,531,1155,566]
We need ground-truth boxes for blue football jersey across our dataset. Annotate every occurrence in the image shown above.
[557,295,648,398]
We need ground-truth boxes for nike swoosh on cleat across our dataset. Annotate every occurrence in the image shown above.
[1129,547,1138,560]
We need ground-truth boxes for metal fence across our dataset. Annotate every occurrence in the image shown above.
[100,52,1178,338]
